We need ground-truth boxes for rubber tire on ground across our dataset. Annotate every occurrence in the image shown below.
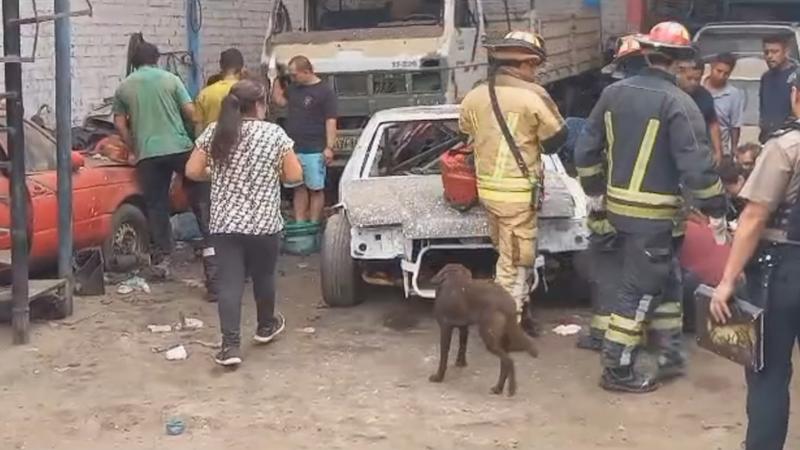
[102,203,150,271]
[320,212,362,307]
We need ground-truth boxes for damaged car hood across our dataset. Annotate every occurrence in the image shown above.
[342,173,581,240]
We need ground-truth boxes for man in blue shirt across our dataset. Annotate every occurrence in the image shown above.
[759,34,797,142]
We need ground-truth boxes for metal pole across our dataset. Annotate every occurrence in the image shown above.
[55,0,73,305]
[3,0,30,344]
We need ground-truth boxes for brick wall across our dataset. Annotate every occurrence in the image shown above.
[0,0,273,126]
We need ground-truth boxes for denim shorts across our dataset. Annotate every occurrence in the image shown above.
[288,151,326,191]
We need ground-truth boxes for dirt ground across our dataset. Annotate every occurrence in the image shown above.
[1,251,798,450]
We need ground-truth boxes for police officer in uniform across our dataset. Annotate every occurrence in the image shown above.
[460,31,567,335]
[710,67,800,450]
[575,22,728,393]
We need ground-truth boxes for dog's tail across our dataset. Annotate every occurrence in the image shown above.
[507,322,539,358]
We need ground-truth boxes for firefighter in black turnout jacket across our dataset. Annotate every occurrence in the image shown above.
[710,67,800,450]
[575,22,728,393]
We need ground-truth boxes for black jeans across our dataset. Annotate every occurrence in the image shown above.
[136,151,199,263]
[745,245,800,450]
[213,233,280,347]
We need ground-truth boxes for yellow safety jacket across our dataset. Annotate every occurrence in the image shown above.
[459,73,566,204]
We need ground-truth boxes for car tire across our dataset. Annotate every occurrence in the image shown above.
[320,212,362,307]
[102,203,150,272]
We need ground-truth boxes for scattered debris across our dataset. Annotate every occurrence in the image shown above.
[552,324,582,336]
[53,363,80,373]
[297,262,309,269]
[117,276,150,295]
[298,327,316,334]
[175,314,204,331]
[61,310,104,326]
[147,324,173,333]
[165,345,188,361]
[701,422,737,431]
[181,278,205,290]
[116,285,134,294]
[165,417,186,436]
[306,312,321,322]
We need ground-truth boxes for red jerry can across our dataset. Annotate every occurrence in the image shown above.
[440,144,478,212]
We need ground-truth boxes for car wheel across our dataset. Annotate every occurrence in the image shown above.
[103,203,150,272]
[320,212,362,307]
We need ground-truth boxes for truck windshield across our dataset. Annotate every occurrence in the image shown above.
[309,0,443,31]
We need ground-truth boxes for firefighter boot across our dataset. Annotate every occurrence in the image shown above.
[600,367,659,394]
[510,267,539,337]
[577,315,608,351]
[202,249,219,303]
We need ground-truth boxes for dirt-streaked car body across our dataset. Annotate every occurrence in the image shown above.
[321,105,589,307]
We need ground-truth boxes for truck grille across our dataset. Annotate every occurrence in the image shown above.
[324,70,445,97]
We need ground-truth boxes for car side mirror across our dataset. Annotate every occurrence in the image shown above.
[71,151,85,171]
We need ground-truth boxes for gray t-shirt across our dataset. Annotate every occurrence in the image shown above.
[705,82,745,155]
[285,81,337,153]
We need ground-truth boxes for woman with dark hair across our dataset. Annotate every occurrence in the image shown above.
[186,78,303,367]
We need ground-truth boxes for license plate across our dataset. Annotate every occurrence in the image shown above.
[334,135,359,153]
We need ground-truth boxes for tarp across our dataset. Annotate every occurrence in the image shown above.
[680,219,731,286]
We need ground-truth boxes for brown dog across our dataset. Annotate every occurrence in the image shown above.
[428,264,539,396]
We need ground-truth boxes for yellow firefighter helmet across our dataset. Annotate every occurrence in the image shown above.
[485,30,547,63]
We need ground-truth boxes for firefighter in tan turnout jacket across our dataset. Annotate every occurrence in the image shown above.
[459,31,568,335]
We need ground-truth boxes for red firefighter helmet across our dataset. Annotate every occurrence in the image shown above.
[635,21,693,50]
[602,34,644,76]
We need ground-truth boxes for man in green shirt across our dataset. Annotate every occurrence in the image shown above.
[113,42,199,277]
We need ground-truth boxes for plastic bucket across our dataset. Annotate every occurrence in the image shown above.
[282,221,321,256]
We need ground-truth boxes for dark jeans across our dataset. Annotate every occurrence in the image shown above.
[745,245,800,450]
[136,151,198,263]
[213,233,280,347]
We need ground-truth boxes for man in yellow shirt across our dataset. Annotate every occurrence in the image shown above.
[191,48,245,303]
[196,48,245,133]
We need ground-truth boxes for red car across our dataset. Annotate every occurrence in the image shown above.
[0,115,188,275]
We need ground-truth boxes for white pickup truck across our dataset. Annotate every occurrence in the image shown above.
[320,105,589,307]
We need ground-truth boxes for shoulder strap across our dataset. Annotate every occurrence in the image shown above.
[488,73,530,179]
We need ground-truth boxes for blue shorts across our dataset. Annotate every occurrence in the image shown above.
[291,151,326,191]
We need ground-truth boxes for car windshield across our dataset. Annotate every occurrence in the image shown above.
[0,118,58,173]
[369,119,462,176]
[309,0,443,31]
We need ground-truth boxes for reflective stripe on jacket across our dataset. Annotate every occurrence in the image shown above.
[459,73,566,203]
